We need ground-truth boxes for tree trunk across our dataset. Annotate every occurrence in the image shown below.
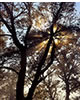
[65,91,70,100]
[16,49,26,100]
[65,83,70,100]
[25,25,54,100]
[25,79,38,100]
[25,36,53,100]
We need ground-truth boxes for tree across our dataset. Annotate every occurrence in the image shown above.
[54,36,80,100]
[0,2,78,100]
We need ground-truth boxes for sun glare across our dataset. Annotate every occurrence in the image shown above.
[53,24,57,33]
[48,46,52,55]
[35,39,49,52]
[54,33,73,46]
[54,39,60,45]
[63,39,68,44]
[32,34,42,38]
[48,31,50,34]
[33,29,73,55]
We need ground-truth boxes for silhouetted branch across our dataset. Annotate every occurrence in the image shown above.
[38,69,55,83]
[24,25,32,47]
[0,67,19,75]
[14,11,24,19]
[0,34,12,37]
[0,14,12,33]
[1,3,24,50]
[40,41,56,76]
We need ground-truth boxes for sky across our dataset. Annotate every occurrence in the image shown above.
[75,2,80,14]
[1,2,80,34]
[1,2,80,33]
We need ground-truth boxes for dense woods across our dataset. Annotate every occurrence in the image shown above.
[0,2,80,100]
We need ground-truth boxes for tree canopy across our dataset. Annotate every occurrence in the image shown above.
[0,2,80,100]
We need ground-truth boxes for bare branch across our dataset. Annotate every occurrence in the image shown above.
[0,34,12,37]
[38,69,55,83]
[14,11,24,20]
[0,14,12,33]
[0,67,19,75]
[1,3,24,49]
[24,25,32,47]
[40,41,56,75]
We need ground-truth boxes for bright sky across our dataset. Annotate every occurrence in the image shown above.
[75,2,80,14]
[1,2,80,34]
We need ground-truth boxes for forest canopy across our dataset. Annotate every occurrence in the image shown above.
[0,2,80,100]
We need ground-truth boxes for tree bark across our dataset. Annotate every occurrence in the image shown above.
[25,79,38,100]
[16,49,26,100]
[65,82,70,100]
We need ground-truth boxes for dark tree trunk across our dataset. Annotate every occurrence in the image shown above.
[50,95,54,100]
[25,34,53,100]
[16,49,26,100]
[65,90,70,100]
[65,82,70,100]
[25,24,54,100]
[25,79,38,100]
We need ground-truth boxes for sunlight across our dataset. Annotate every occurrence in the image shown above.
[48,31,50,34]
[48,46,52,55]
[32,34,42,38]
[34,17,47,31]
[54,33,73,46]
[33,31,73,54]
[39,18,43,24]
[63,39,68,44]
[53,24,57,33]
[61,32,66,35]
[54,39,60,45]
[35,39,49,52]
[43,40,48,44]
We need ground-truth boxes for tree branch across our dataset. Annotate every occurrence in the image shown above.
[14,11,24,20]
[0,14,12,33]
[1,3,24,50]
[0,67,19,75]
[24,25,32,47]
[38,69,55,84]
[0,34,12,37]
[40,40,56,76]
